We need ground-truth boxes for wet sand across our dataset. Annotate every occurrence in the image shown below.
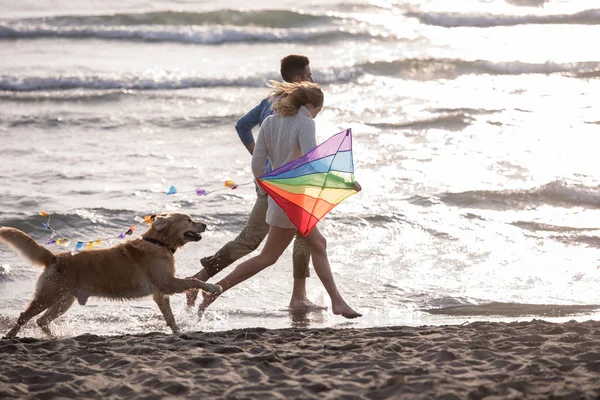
[1,319,599,399]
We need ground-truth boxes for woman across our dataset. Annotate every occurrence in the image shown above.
[198,81,361,319]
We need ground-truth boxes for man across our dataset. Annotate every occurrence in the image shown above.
[187,54,324,311]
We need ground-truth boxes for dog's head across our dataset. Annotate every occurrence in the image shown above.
[145,213,207,250]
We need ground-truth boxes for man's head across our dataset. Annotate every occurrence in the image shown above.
[280,54,313,83]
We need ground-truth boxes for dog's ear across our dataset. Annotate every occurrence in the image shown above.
[152,215,170,231]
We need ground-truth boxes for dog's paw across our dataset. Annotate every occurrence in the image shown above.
[205,283,222,294]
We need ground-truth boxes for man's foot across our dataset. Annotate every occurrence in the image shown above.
[186,259,212,307]
[186,289,199,307]
[332,302,362,319]
[289,297,327,311]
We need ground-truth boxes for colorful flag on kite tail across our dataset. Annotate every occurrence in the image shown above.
[257,128,358,236]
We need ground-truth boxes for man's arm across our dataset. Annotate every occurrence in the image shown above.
[235,98,270,155]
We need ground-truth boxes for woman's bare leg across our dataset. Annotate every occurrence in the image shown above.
[304,226,361,319]
[198,226,296,314]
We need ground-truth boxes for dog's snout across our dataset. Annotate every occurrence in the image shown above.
[200,222,207,232]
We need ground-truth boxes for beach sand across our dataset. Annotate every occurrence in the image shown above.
[1,319,599,399]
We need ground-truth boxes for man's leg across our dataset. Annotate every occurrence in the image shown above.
[187,189,269,306]
[203,191,270,275]
[289,234,326,310]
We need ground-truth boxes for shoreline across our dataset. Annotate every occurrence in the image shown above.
[1,319,599,399]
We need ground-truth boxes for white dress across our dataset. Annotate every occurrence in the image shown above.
[251,106,317,229]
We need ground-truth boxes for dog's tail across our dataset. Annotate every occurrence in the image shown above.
[0,227,56,267]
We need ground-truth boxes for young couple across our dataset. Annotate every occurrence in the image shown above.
[186,54,361,319]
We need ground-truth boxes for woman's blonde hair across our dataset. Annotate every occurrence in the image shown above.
[268,80,324,116]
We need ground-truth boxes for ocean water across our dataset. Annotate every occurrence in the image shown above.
[1,0,600,338]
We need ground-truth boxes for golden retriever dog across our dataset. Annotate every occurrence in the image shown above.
[0,213,222,338]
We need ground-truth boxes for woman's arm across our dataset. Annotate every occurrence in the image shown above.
[251,119,269,178]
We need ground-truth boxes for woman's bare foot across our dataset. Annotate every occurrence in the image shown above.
[289,297,327,311]
[332,302,362,319]
[197,291,220,316]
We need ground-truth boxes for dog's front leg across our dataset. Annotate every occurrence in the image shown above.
[157,277,222,295]
[152,294,179,334]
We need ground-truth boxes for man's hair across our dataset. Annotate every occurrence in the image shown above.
[280,54,310,83]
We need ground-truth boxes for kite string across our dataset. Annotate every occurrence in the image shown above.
[39,211,136,251]
[163,180,254,207]
[165,180,254,197]
[40,179,255,252]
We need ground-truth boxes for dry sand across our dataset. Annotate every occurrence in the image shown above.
[1,319,599,399]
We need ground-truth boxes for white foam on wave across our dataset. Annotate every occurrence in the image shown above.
[0,66,363,91]
[408,8,600,27]
[5,9,336,29]
[5,56,597,92]
[440,180,600,210]
[537,180,600,208]
[358,58,600,80]
[0,72,268,91]
[0,264,11,281]
[0,23,383,44]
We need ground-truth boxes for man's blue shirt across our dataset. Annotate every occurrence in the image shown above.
[235,97,273,173]
[235,97,273,146]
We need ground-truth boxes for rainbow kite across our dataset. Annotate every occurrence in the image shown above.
[257,128,358,236]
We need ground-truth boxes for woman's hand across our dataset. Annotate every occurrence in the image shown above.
[353,181,362,192]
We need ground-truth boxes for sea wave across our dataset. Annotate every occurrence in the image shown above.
[368,113,476,132]
[511,222,600,248]
[360,58,600,80]
[0,208,255,243]
[0,23,386,45]
[0,73,272,91]
[0,264,35,283]
[1,210,133,236]
[438,180,600,210]
[568,235,600,248]
[4,57,599,93]
[0,89,131,103]
[408,8,600,28]
[545,233,600,249]
[0,264,13,283]
[4,9,336,29]
[0,210,160,255]
[426,302,600,317]
[510,221,594,233]
[0,67,361,91]
[3,113,236,130]
[572,70,600,79]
